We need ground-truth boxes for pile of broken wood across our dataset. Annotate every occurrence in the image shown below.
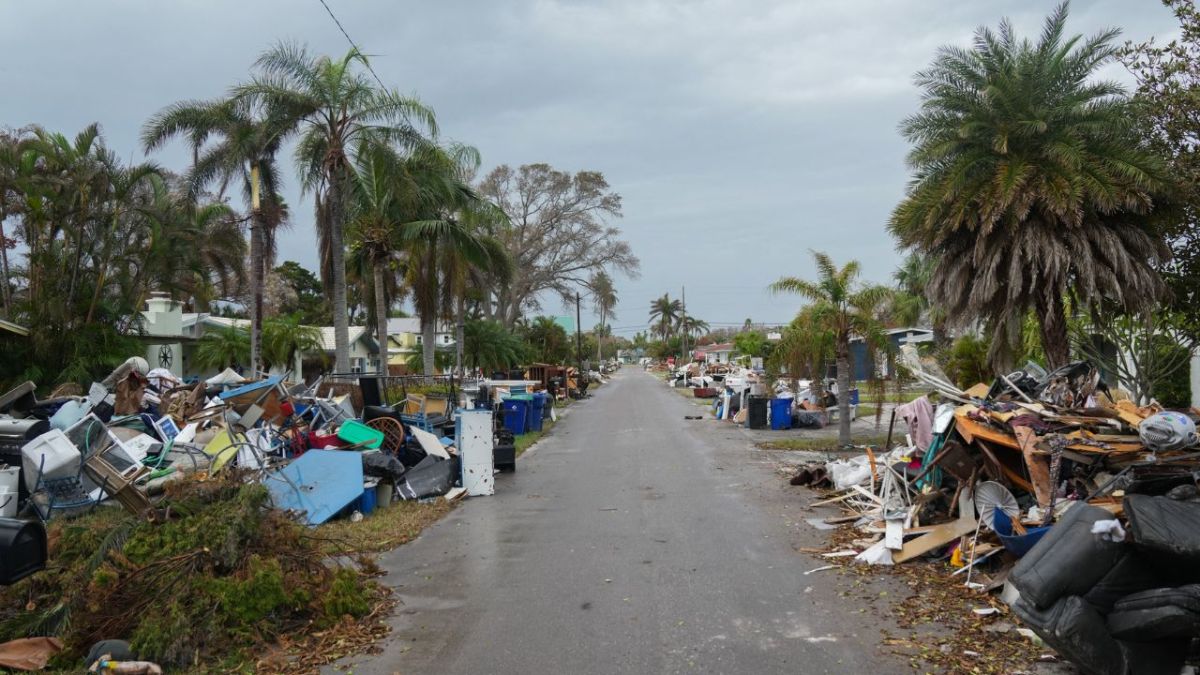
[791,349,1200,586]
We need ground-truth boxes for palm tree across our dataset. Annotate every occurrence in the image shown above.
[648,294,681,341]
[153,197,247,313]
[346,144,408,374]
[0,129,25,318]
[464,319,526,373]
[142,96,292,375]
[772,251,891,446]
[261,315,324,375]
[589,271,618,363]
[194,324,250,371]
[399,143,510,376]
[238,42,437,373]
[889,4,1170,368]
[678,316,710,339]
[524,316,571,364]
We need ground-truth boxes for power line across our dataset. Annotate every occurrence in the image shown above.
[316,0,389,91]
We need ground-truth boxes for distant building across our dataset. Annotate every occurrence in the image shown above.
[696,342,735,365]
[141,293,379,380]
[848,327,933,380]
[385,317,455,374]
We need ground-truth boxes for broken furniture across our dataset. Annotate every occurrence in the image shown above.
[264,449,364,526]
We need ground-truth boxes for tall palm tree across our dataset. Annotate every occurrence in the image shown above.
[889,4,1170,368]
[772,251,891,447]
[238,42,437,373]
[0,129,25,318]
[648,294,681,341]
[678,316,710,339]
[156,198,248,312]
[347,144,408,374]
[399,143,510,376]
[142,96,292,375]
[589,271,618,363]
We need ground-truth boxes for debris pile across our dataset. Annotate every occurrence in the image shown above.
[0,358,544,670]
[793,345,1200,672]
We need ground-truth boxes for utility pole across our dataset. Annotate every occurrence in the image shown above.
[575,291,583,377]
[681,285,687,364]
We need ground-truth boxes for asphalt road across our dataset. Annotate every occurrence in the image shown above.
[338,370,906,675]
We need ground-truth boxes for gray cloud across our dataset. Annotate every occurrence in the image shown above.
[0,0,1179,333]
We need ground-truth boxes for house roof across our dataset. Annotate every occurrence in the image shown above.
[319,326,377,353]
[386,317,452,335]
[705,342,734,353]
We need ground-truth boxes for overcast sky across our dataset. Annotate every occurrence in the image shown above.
[0,0,1181,335]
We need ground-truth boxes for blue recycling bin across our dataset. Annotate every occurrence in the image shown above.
[770,398,792,430]
[502,398,529,435]
[848,388,860,405]
[529,393,547,432]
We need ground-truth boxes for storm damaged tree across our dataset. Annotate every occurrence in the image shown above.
[1121,0,1200,340]
[890,4,1172,370]
[772,251,890,447]
[475,164,639,327]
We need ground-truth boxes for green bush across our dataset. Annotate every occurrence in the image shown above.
[944,334,992,388]
[1152,343,1192,407]
[0,478,375,669]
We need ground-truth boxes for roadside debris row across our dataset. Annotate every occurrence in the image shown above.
[789,346,1200,674]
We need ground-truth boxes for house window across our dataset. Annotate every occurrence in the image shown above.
[416,336,422,345]
[442,334,451,344]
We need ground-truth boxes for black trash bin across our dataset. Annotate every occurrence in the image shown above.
[748,396,769,429]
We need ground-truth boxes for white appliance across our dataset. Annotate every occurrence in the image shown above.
[455,409,495,496]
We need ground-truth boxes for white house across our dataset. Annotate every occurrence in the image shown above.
[141,294,379,380]
[698,342,735,365]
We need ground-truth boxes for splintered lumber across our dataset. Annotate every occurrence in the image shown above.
[1014,426,1053,508]
[964,383,991,399]
[894,518,978,563]
[1114,400,1149,428]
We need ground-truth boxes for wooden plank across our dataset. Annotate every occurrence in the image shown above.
[954,413,1022,450]
[894,518,978,563]
[964,383,991,399]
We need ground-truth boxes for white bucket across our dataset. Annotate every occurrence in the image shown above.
[0,488,16,518]
[0,465,18,496]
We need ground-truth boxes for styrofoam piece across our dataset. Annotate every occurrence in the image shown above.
[410,426,450,460]
[21,429,81,491]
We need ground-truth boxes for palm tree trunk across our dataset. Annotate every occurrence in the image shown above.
[1038,293,1069,369]
[455,295,465,377]
[329,169,351,373]
[0,212,10,318]
[422,316,436,376]
[597,305,605,364]
[836,342,852,447]
[248,216,264,377]
[374,261,388,375]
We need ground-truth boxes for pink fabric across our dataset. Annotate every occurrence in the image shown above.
[896,396,934,453]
